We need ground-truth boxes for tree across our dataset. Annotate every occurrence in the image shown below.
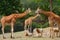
[50,0,52,11]
[0,0,21,16]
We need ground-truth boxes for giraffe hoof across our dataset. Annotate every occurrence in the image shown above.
[25,33,29,36]
[49,36,51,38]
[51,37,54,39]
[3,36,6,39]
[10,36,15,39]
[58,36,60,37]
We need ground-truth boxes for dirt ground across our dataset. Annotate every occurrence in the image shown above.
[0,27,60,40]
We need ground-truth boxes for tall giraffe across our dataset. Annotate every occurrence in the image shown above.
[1,8,31,38]
[35,8,60,38]
[24,13,40,36]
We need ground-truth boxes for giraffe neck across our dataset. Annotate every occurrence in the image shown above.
[15,12,28,19]
[42,10,60,21]
[32,14,39,20]
[41,10,59,18]
[41,10,51,16]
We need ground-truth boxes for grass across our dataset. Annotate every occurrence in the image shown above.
[0,27,60,40]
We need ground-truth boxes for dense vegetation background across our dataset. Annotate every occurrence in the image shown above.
[0,0,60,33]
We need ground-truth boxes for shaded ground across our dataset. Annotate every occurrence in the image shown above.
[0,27,60,40]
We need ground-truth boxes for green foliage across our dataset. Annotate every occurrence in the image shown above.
[32,21,49,28]
[14,21,24,32]
[52,0,60,15]
[42,22,49,28]
[0,0,21,15]
[5,25,11,33]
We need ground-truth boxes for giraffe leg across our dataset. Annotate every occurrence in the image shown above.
[24,24,29,36]
[24,25,26,30]
[48,18,54,38]
[30,23,33,33]
[52,31,54,38]
[58,29,60,37]
[41,30,43,37]
[58,32,59,37]
[24,22,27,30]
[28,25,30,31]
[10,22,14,39]
[59,27,60,37]
[29,24,33,36]
[2,27,6,39]
[50,28,54,38]
[1,23,6,39]
[56,32,58,37]
[50,28,51,38]
[57,22,60,37]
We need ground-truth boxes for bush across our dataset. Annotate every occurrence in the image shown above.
[0,0,22,15]
[32,21,49,28]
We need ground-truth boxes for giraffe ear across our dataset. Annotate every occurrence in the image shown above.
[26,8,31,13]
[28,8,31,12]
[35,8,40,14]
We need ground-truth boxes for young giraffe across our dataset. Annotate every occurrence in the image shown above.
[1,8,31,39]
[35,8,60,38]
[24,13,40,36]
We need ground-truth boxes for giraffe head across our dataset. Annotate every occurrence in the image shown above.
[25,8,31,14]
[35,7,42,14]
[35,7,41,17]
[37,13,41,17]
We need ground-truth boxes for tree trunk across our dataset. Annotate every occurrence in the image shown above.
[50,0,52,12]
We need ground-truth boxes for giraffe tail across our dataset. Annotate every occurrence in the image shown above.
[0,20,1,23]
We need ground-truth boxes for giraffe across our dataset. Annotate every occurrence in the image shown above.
[35,7,60,38]
[1,8,31,39]
[24,13,40,36]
